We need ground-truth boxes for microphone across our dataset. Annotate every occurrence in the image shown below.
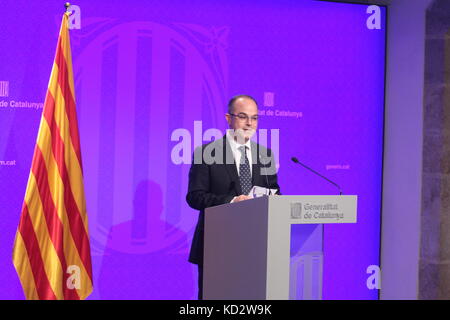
[291,157,342,195]
[259,154,272,195]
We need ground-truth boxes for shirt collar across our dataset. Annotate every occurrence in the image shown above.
[226,131,252,151]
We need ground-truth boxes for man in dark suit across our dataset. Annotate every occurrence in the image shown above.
[186,94,281,299]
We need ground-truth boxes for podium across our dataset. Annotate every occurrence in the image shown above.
[203,195,357,300]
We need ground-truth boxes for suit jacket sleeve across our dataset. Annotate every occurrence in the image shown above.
[186,147,235,211]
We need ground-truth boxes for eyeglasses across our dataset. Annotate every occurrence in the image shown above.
[229,113,259,122]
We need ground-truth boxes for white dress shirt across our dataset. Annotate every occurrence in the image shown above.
[226,131,253,176]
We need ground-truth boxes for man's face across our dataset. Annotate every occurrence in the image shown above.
[225,97,258,143]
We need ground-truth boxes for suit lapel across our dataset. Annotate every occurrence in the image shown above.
[223,136,242,195]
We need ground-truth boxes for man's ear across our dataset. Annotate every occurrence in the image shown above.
[225,113,231,125]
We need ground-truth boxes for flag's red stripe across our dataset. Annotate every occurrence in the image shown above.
[18,203,58,300]
[54,37,83,171]
[31,144,80,300]
[43,92,93,282]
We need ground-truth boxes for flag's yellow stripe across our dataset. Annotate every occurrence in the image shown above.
[24,173,65,300]
[36,118,92,298]
[12,233,40,300]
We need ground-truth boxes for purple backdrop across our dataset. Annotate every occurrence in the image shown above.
[0,0,386,299]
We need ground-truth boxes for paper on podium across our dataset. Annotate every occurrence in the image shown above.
[248,185,278,198]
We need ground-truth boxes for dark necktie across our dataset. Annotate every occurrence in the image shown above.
[238,146,252,195]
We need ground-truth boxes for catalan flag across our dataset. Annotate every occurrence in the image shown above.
[12,12,93,300]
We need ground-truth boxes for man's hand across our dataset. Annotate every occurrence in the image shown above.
[233,195,252,202]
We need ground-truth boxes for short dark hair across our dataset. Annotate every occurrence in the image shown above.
[227,94,258,114]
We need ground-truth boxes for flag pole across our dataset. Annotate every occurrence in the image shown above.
[64,2,71,13]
